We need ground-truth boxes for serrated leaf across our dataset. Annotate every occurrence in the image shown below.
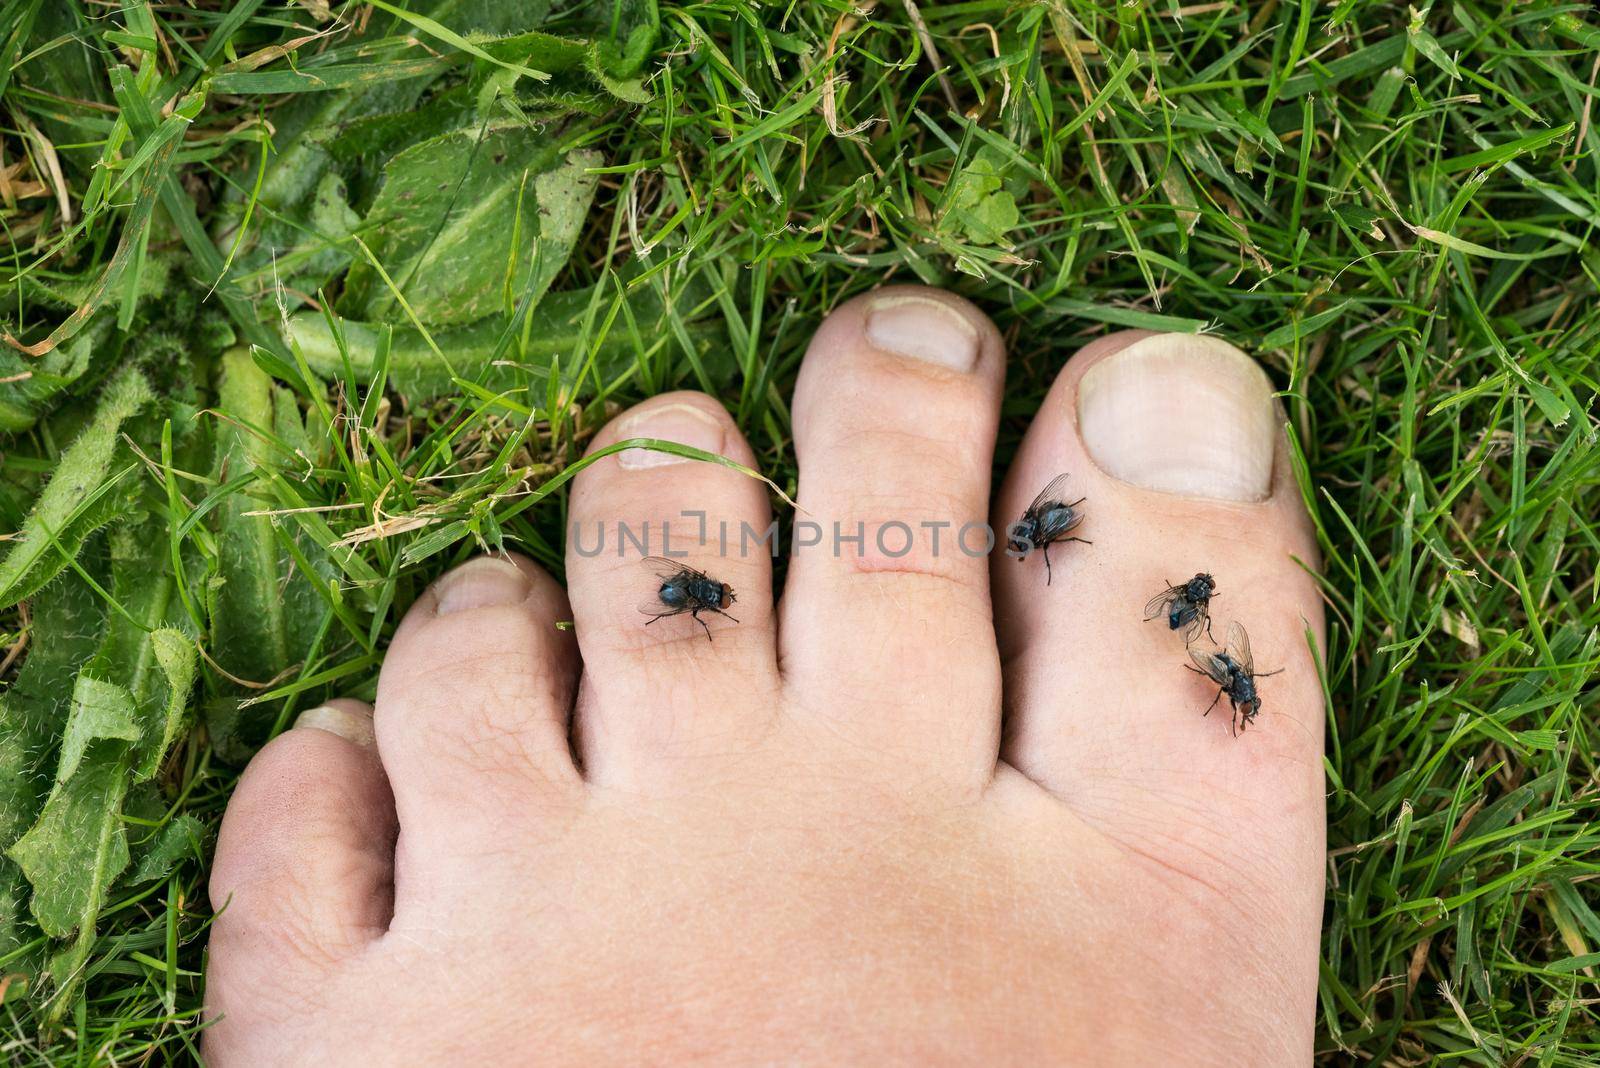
[341,129,599,327]
[0,316,113,434]
[0,578,107,884]
[3,524,195,1007]
[584,0,659,79]
[207,351,325,757]
[7,755,131,940]
[0,369,153,609]
[136,629,197,780]
[55,676,139,785]
[128,814,204,884]
[289,276,725,399]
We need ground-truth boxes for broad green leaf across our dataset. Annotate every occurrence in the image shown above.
[211,351,290,677]
[3,524,193,1005]
[583,0,659,79]
[206,352,326,757]
[341,130,599,326]
[55,677,140,785]
[289,280,725,399]
[231,171,362,302]
[0,316,112,434]
[946,147,1022,247]
[7,755,131,940]
[210,56,453,95]
[135,629,196,780]
[128,814,205,884]
[0,576,107,957]
[0,369,153,609]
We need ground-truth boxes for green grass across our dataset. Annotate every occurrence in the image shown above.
[2,0,1598,1062]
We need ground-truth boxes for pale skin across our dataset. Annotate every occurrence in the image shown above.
[206,287,1325,1065]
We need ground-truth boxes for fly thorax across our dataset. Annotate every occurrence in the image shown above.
[688,578,722,607]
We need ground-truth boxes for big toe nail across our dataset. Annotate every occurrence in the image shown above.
[1077,333,1278,502]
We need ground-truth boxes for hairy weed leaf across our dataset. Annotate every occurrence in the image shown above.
[342,130,600,327]
[0,369,153,609]
[205,351,327,758]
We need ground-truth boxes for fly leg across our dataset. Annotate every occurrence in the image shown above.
[1042,543,1053,585]
[690,608,713,642]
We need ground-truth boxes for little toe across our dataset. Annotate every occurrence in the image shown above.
[207,700,395,1050]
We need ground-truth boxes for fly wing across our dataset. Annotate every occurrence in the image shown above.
[640,601,687,619]
[1144,586,1179,621]
[1188,645,1230,685]
[642,555,703,581]
[1028,472,1075,513]
[1176,609,1206,644]
[1226,620,1254,675]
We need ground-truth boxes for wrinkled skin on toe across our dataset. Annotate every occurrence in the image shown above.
[207,290,1323,1067]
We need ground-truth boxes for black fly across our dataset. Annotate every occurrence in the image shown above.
[1187,621,1282,735]
[641,557,738,641]
[1144,572,1218,643]
[1006,473,1091,585]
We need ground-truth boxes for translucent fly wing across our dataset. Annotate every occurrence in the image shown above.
[1225,620,1254,675]
[1035,503,1085,543]
[1176,608,1207,644]
[1144,585,1179,621]
[641,555,704,581]
[1188,645,1231,685]
[1028,473,1075,514]
[642,556,697,618]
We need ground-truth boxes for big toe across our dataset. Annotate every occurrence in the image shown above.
[994,329,1324,879]
[993,330,1326,1056]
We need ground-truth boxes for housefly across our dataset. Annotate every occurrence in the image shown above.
[641,557,738,641]
[1187,621,1282,735]
[1006,473,1091,585]
[1145,573,1218,643]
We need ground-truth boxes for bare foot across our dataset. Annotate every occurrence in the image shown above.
[206,288,1324,1065]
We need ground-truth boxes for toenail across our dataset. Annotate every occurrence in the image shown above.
[616,403,726,469]
[1077,333,1277,501]
[432,556,531,614]
[294,704,375,747]
[863,292,979,371]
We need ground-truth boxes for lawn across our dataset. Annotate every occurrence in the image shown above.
[2,0,1598,1062]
